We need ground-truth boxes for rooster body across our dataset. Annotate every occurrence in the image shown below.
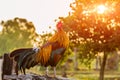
[10,21,69,77]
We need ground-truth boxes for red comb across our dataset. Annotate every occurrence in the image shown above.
[57,21,62,28]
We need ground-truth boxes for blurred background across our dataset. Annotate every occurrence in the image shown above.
[0,0,120,80]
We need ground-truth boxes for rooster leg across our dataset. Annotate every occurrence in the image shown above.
[45,67,49,76]
[53,67,56,77]
[23,68,26,75]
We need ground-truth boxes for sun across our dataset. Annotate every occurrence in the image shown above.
[97,5,107,14]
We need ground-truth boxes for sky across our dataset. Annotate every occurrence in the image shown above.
[0,0,73,34]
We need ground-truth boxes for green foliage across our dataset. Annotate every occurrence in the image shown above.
[0,17,37,55]
[60,0,120,66]
[40,32,53,44]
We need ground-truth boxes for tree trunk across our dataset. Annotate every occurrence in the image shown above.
[74,47,78,70]
[95,54,99,70]
[99,52,108,80]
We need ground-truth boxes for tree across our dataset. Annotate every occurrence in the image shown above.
[60,0,120,80]
[0,17,38,55]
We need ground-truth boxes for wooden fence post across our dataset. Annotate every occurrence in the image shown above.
[2,53,13,80]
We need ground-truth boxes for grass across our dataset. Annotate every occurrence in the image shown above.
[72,71,120,80]
[67,71,120,80]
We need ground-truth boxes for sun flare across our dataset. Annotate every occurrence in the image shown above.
[97,5,107,14]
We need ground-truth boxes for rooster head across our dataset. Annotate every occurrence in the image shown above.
[56,21,63,31]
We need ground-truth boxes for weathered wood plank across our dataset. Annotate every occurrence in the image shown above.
[3,73,72,80]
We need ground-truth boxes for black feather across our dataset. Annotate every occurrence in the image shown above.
[10,48,32,57]
[9,48,39,75]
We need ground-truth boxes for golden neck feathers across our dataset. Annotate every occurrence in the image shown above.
[49,28,69,48]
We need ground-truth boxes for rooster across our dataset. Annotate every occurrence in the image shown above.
[10,21,69,77]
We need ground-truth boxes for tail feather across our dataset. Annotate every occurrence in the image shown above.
[21,55,35,69]
[26,60,37,69]
[20,48,40,69]
[9,48,40,74]
[18,49,35,69]
[10,48,32,58]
